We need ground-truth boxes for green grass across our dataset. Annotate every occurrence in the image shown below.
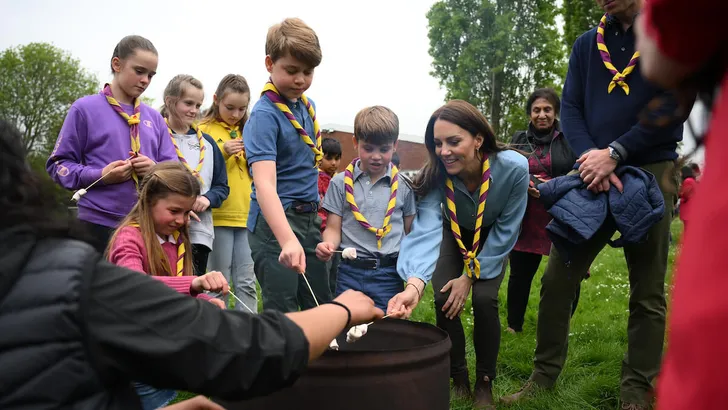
[175,221,683,409]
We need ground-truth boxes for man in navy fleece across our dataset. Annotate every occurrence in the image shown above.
[501,1,686,409]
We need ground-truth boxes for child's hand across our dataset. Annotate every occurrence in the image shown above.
[315,241,336,261]
[192,271,229,294]
[193,196,211,213]
[280,239,306,274]
[130,153,156,177]
[188,211,202,223]
[223,140,244,156]
[207,298,226,309]
[101,160,133,184]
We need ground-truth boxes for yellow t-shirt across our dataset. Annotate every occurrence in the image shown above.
[199,120,252,228]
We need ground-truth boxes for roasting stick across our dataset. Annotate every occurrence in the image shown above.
[301,272,320,306]
[71,154,136,202]
[228,290,256,314]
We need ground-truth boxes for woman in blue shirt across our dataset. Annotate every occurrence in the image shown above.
[390,100,528,408]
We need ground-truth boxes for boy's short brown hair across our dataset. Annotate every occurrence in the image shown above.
[354,106,399,145]
[266,18,322,68]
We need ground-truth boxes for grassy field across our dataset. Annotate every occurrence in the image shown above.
[175,220,683,409]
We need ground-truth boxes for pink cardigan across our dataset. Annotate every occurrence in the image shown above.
[108,226,211,300]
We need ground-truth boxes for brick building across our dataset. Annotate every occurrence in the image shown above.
[320,124,428,178]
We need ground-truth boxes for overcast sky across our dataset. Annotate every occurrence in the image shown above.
[1,0,446,139]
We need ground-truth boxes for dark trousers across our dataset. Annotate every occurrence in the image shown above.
[192,244,211,276]
[432,223,503,380]
[249,207,331,313]
[507,250,581,332]
[80,220,115,253]
[530,161,675,406]
[327,253,341,296]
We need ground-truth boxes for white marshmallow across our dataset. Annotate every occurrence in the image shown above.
[72,188,87,202]
[346,324,369,343]
[341,247,357,260]
[328,338,340,350]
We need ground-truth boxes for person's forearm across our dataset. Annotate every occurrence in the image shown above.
[321,226,342,248]
[257,180,297,246]
[406,277,426,296]
[285,304,348,361]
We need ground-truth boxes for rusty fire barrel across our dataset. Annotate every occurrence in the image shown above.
[215,319,451,410]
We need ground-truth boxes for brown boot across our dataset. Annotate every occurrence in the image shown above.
[473,375,495,409]
[451,372,471,400]
[499,379,540,405]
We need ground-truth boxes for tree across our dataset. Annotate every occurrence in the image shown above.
[427,0,565,140]
[0,42,99,156]
[561,0,603,49]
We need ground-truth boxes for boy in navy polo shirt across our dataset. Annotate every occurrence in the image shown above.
[315,106,417,311]
[243,17,331,313]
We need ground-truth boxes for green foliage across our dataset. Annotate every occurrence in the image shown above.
[561,0,604,50]
[0,42,99,156]
[427,0,566,141]
[0,42,99,207]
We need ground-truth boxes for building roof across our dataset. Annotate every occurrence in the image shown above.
[320,123,425,144]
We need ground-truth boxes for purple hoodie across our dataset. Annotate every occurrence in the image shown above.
[47,92,177,228]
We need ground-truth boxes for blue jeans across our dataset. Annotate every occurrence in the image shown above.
[133,382,176,410]
[207,227,257,312]
[335,262,403,311]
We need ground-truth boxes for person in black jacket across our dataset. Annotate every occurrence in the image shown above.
[0,119,384,409]
[507,88,585,333]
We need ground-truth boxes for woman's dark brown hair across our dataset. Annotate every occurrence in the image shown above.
[413,100,506,197]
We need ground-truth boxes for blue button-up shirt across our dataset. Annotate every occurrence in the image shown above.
[397,149,529,282]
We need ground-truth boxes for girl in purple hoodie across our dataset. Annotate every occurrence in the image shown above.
[47,35,177,251]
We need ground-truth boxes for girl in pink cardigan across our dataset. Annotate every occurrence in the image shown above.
[106,161,228,409]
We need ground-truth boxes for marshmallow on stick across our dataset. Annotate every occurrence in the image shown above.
[341,247,357,260]
[346,324,369,343]
[72,154,135,202]
[71,188,87,202]
[329,338,340,350]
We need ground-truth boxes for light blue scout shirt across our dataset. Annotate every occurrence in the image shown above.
[397,149,529,282]
[322,160,416,259]
[243,94,319,231]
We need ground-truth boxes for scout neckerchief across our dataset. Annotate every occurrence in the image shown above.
[596,13,640,95]
[343,158,399,249]
[217,120,248,176]
[102,83,141,186]
[261,81,322,166]
[444,157,491,279]
[166,119,206,184]
[129,223,185,276]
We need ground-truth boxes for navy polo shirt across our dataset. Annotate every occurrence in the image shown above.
[561,14,683,166]
[243,93,320,231]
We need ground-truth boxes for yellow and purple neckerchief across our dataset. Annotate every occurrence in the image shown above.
[166,119,206,184]
[596,13,640,95]
[343,158,399,249]
[261,81,322,166]
[102,83,141,186]
[444,157,491,279]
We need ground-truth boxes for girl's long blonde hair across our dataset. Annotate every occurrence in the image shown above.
[106,162,200,276]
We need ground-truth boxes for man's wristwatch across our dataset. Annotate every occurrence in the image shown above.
[608,146,622,163]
